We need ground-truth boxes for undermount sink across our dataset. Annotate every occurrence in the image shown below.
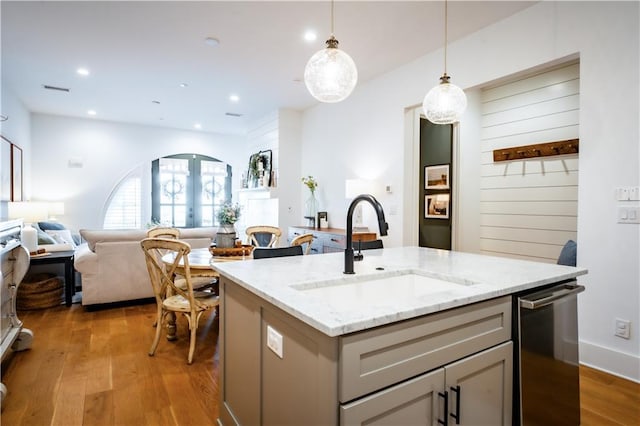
[293,271,480,312]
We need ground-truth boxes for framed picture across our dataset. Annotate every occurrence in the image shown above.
[11,144,23,201]
[0,137,10,201]
[425,164,450,189]
[425,194,450,219]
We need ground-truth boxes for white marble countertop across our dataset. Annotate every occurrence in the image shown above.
[211,247,587,337]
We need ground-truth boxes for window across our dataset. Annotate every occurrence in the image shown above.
[103,169,142,229]
[152,154,231,228]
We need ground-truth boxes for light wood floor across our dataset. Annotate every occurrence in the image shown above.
[2,302,639,425]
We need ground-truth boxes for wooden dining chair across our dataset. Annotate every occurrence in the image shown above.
[246,225,282,247]
[140,238,219,364]
[145,226,217,300]
[290,233,314,255]
[253,245,303,259]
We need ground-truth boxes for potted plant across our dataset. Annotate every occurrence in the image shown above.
[215,202,241,248]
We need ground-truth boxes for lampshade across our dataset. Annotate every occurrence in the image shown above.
[8,202,50,223]
[422,74,468,125]
[305,36,358,103]
[345,179,372,199]
[48,202,65,218]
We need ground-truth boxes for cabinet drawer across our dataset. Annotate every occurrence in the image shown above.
[323,233,346,250]
[339,296,511,402]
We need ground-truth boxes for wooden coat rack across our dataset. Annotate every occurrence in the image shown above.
[493,138,579,162]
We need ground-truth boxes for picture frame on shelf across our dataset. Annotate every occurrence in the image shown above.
[425,194,450,219]
[317,211,328,228]
[247,149,272,188]
[425,164,450,189]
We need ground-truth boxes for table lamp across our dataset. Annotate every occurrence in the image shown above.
[8,202,50,253]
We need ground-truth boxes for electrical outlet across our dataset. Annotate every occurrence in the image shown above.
[614,318,631,339]
[267,325,284,358]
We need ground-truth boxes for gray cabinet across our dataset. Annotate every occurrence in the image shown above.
[340,342,512,426]
[219,277,513,426]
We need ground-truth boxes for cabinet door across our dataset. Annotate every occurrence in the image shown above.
[444,342,513,426]
[340,369,445,426]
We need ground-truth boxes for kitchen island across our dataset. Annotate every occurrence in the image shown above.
[212,247,587,426]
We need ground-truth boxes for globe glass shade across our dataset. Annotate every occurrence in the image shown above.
[422,80,468,124]
[304,47,358,103]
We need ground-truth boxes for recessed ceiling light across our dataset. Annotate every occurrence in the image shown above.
[152,100,161,104]
[225,112,243,117]
[229,94,240,102]
[87,109,97,116]
[77,68,90,76]
[194,123,202,130]
[204,37,220,47]
[179,83,189,88]
[304,31,317,42]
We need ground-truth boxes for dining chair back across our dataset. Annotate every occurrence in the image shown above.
[290,233,314,255]
[353,239,384,250]
[253,245,304,259]
[246,225,282,247]
[140,237,219,364]
[146,226,180,239]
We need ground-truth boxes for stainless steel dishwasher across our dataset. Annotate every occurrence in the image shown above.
[514,280,585,425]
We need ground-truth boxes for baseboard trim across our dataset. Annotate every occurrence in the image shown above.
[580,340,640,383]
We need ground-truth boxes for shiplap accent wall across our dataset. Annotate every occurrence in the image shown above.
[479,62,579,263]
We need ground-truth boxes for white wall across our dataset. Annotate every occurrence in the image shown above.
[0,87,31,220]
[30,113,246,232]
[301,2,639,381]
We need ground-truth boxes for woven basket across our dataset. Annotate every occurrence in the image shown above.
[17,273,64,310]
[209,245,254,257]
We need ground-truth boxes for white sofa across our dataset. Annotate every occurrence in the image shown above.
[74,227,216,306]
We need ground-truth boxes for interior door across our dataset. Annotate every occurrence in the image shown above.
[419,118,453,250]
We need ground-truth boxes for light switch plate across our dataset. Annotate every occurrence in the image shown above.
[629,187,640,201]
[267,325,283,358]
[618,207,640,224]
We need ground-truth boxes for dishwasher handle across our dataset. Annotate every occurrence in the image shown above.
[519,283,585,310]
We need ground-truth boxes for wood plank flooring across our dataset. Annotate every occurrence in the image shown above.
[2,301,639,425]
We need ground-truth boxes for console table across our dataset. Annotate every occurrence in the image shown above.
[288,226,377,254]
[29,250,76,307]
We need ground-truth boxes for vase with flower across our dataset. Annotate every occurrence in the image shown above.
[215,202,241,248]
[301,176,319,226]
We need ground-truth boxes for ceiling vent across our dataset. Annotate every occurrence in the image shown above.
[43,85,70,92]
[225,112,243,117]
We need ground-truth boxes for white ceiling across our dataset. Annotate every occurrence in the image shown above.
[2,1,536,136]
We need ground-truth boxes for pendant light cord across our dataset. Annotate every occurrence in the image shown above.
[444,0,448,75]
[330,0,335,37]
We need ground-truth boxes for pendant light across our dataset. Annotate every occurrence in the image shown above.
[423,0,467,124]
[304,0,358,103]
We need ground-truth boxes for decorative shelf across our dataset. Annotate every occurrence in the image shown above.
[493,138,579,162]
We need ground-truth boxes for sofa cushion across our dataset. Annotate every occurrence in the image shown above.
[81,229,148,252]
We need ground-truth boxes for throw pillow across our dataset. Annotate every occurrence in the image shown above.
[37,230,57,245]
[37,221,67,231]
[45,229,77,248]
